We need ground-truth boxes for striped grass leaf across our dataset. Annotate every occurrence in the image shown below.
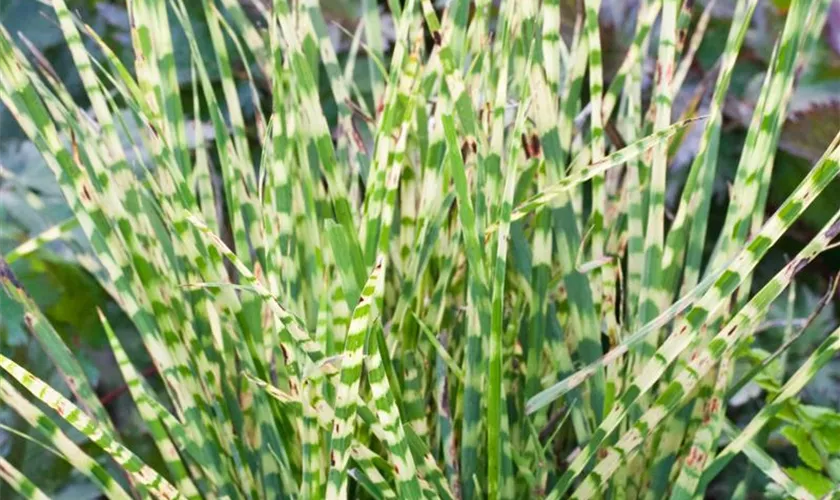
[98,309,203,499]
[568,180,840,499]
[2,0,840,497]
[364,327,423,498]
[703,319,840,494]
[4,217,78,264]
[502,117,705,226]
[440,108,492,500]
[660,0,760,307]
[348,446,398,500]
[544,137,840,497]
[633,0,681,356]
[186,214,324,364]
[0,455,49,500]
[0,260,115,435]
[0,353,181,499]
[714,419,817,500]
[326,254,386,499]
[0,375,133,500]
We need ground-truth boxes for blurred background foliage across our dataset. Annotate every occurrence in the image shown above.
[1,0,839,497]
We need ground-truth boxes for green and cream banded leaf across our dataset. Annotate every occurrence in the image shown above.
[634,0,681,356]
[0,260,116,435]
[659,0,760,306]
[544,136,840,497]
[0,376,133,500]
[349,445,398,500]
[705,317,840,495]
[4,217,78,264]
[440,108,493,500]
[186,214,324,365]
[0,455,49,500]
[365,328,423,498]
[326,255,387,499]
[2,0,839,497]
[568,176,840,499]
[504,118,704,226]
[98,309,204,498]
[0,354,182,500]
[718,419,814,500]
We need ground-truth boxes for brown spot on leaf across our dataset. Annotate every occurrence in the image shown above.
[530,134,542,158]
[461,139,471,160]
[80,183,93,203]
[721,324,736,338]
[70,130,81,166]
[685,446,706,469]
[432,31,442,46]
[23,313,34,330]
[330,450,337,466]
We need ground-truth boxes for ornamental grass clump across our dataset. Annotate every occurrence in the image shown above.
[1,0,840,498]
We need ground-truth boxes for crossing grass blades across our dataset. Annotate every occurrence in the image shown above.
[1,0,840,498]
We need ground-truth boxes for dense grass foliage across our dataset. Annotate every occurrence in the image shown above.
[1,0,840,498]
